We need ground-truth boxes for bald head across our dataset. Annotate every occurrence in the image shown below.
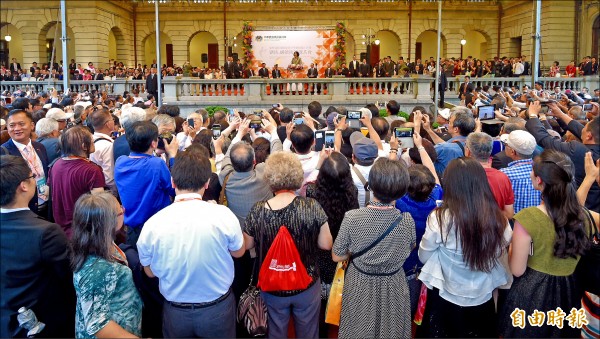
[230,142,255,172]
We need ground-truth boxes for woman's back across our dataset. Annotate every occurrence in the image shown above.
[245,197,327,279]
[515,207,581,276]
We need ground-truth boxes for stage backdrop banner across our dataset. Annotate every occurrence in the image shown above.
[251,30,337,78]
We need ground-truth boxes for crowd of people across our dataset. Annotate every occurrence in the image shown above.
[0,73,599,338]
[2,54,597,83]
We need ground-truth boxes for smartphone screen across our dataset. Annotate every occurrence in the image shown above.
[212,124,221,140]
[478,105,495,120]
[347,111,362,129]
[254,110,263,117]
[325,131,335,149]
[188,118,195,128]
[294,112,304,125]
[314,130,325,152]
[395,127,414,148]
[272,104,279,108]
[582,104,592,111]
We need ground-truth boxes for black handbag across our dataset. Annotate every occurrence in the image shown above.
[237,257,268,337]
[575,208,600,295]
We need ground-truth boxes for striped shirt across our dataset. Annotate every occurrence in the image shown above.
[500,159,541,214]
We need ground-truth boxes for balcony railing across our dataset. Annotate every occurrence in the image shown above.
[1,76,597,104]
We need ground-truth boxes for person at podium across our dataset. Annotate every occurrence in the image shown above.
[288,51,304,94]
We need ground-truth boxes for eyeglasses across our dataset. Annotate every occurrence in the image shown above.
[117,206,125,216]
[22,174,35,182]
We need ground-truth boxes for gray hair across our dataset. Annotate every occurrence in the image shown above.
[151,114,175,129]
[73,105,85,120]
[569,106,586,120]
[120,107,147,131]
[35,118,59,137]
[503,117,526,134]
[195,108,209,124]
[230,142,255,172]
[466,132,493,163]
[450,107,475,136]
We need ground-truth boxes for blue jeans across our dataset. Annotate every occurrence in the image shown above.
[261,279,321,339]
[162,291,236,338]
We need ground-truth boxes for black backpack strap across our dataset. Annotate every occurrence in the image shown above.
[94,137,112,144]
[352,165,370,206]
[352,214,403,259]
[452,140,465,155]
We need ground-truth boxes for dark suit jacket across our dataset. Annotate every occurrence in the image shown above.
[501,64,512,77]
[458,82,474,98]
[9,63,21,73]
[72,74,83,81]
[433,72,448,91]
[307,67,318,78]
[146,73,158,93]
[93,73,104,81]
[258,67,269,78]
[272,69,282,79]
[382,62,395,77]
[234,63,244,79]
[348,60,359,77]
[325,68,334,78]
[359,63,370,77]
[339,67,349,77]
[582,62,593,75]
[225,61,235,79]
[1,139,49,213]
[0,210,75,338]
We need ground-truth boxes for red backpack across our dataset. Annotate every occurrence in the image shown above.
[258,226,312,292]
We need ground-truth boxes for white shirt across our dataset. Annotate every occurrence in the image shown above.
[0,207,30,213]
[418,211,512,306]
[175,128,206,151]
[513,62,524,75]
[283,139,320,183]
[350,163,373,208]
[137,193,244,303]
[90,132,115,192]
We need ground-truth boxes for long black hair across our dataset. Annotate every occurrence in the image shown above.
[533,149,588,258]
[437,157,507,272]
[313,152,358,239]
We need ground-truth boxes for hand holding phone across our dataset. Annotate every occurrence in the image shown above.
[212,124,221,140]
[294,112,304,125]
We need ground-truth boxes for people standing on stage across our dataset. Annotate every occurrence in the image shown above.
[272,64,283,95]
[289,51,304,94]
[258,62,269,78]
[307,63,320,94]
[349,55,359,78]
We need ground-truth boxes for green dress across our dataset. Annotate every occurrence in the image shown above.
[74,244,142,338]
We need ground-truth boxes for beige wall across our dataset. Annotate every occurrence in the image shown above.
[1,0,595,72]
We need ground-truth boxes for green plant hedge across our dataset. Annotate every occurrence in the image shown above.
[205,106,230,117]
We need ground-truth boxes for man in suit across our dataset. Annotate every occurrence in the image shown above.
[348,55,359,77]
[9,58,21,73]
[234,59,244,79]
[458,76,474,99]
[224,56,235,79]
[433,66,448,108]
[0,155,75,338]
[258,63,269,78]
[271,64,283,95]
[307,63,320,94]
[72,69,83,80]
[338,63,349,77]
[146,67,159,100]
[1,110,49,217]
[359,58,370,78]
[29,62,38,75]
[324,62,335,78]
[382,56,395,93]
[581,56,593,75]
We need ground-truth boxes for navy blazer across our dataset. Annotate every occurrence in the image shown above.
[1,139,49,213]
[0,210,75,338]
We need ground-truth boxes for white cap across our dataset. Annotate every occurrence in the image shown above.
[46,108,74,121]
[74,101,92,108]
[438,108,451,120]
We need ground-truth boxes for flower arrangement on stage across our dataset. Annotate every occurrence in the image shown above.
[241,22,254,67]
[334,22,347,68]
[287,64,304,71]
